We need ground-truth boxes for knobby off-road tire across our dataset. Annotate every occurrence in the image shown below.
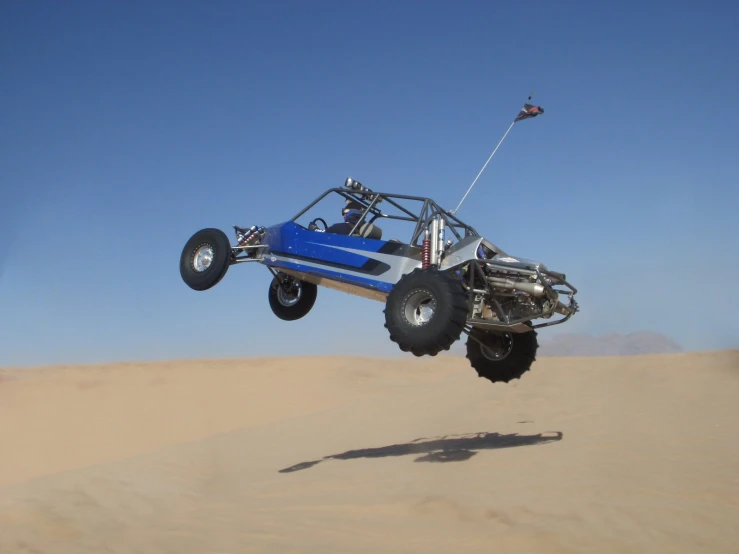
[466,328,539,384]
[180,228,232,291]
[384,267,468,357]
[268,275,318,321]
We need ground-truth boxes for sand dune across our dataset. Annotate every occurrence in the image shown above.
[1,350,738,553]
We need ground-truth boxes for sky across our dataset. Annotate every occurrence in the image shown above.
[1,0,738,367]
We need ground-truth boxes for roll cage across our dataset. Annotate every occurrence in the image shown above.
[290,186,480,246]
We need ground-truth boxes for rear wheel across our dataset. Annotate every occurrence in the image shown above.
[384,267,468,356]
[268,274,318,321]
[465,328,538,383]
[180,228,232,291]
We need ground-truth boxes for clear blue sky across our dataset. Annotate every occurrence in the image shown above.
[1,0,737,366]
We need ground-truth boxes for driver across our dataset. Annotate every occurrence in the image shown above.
[326,200,365,235]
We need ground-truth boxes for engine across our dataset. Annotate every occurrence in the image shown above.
[468,263,555,323]
[500,294,552,320]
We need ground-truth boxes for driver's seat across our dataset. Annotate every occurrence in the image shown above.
[356,222,382,240]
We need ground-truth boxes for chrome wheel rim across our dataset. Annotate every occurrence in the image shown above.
[403,290,436,326]
[277,281,301,306]
[193,244,215,272]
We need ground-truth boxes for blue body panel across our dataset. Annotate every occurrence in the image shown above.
[263,221,385,258]
[260,221,397,292]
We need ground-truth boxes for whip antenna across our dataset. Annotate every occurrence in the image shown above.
[450,92,544,215]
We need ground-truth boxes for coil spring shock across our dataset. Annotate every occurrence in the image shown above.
[422,231,431,269]
[241,226,264,245]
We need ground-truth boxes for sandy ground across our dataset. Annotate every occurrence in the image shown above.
[1,350,738,553]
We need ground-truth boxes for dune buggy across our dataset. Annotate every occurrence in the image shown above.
[179,177,579,384]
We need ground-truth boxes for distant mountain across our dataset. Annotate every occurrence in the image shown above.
[445,331,684,357]
[536,331,684,357]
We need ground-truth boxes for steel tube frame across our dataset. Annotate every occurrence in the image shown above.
[289,187,479,245]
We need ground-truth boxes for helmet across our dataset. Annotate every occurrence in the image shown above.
[342,201,364,225]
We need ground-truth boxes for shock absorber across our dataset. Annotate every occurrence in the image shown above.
[245,227,263,244]
[422,228,431,269]
[237,225,256,245]
[429,217,440,267]
[437,217,445,263]
[239,225,265,245]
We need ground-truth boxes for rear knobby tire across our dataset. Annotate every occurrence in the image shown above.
[180,228,232,291]
[384,267,468,357]
[466,328,538,384]
[268,275,318,321]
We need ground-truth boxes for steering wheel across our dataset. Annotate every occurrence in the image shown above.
[309,217,327,231]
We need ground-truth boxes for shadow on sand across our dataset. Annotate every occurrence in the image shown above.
[279,431,563,473]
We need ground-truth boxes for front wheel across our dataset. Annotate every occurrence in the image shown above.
[383,267,468,357]
[268,274,318,321]
[465,328,538,384]
[180,228,232,291]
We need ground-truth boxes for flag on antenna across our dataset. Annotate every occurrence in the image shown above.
[515,103,544,122]
[450,94,545,215]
